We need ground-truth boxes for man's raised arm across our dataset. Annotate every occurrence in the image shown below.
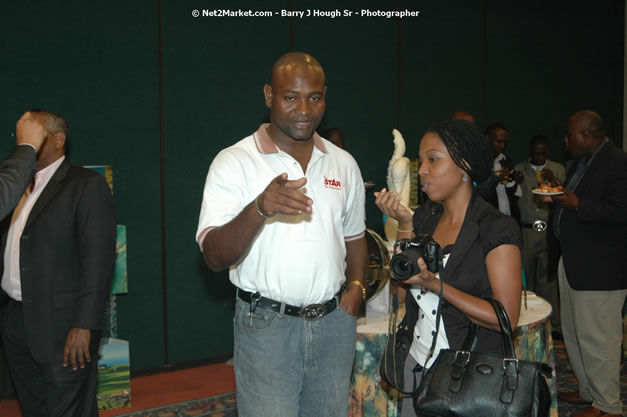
[201,173,313,271]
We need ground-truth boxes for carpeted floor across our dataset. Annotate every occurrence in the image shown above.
[115,392,237,417]
[1,340,624,416]
[0,362,236,417]
[104,336,627,417]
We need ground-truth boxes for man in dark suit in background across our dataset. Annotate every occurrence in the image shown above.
[545,110,626,417]
[0,109,117,416]
[484,122,523,223]
[0,112,47,219]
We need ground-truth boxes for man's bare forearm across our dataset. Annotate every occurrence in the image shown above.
[202,201,266,271]
[345,236,367,285]
[339,236,368,315]
[201,174,313,271]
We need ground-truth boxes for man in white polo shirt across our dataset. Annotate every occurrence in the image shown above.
[196,52,367,417]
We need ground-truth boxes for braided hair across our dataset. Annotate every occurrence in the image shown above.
[425,119,498,199]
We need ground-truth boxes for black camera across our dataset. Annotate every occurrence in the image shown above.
[390,234,443,281]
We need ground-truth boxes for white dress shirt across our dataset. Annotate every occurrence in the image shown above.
[493,153,522,216]
[1,156,65,300]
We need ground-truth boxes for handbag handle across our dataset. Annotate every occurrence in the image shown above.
[460,299,516,359]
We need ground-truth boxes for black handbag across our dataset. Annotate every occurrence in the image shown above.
[413,299,552,417]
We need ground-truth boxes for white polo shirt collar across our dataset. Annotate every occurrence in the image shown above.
[253,123,328,155]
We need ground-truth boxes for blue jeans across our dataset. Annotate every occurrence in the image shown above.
[233,297,357,417]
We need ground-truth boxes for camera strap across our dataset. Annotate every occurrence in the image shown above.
[419,275,444,379]
[409,201,445,378]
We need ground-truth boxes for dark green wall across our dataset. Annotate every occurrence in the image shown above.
[398,0,486,157]
[1,1,623,372]
[160,0,291,365]
[0,0,164,370]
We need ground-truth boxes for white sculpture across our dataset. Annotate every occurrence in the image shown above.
[384,129,412,243]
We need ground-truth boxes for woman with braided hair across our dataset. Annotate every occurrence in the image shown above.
[375,119,522,417]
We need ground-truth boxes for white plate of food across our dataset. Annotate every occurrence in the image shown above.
[532,188,564,196]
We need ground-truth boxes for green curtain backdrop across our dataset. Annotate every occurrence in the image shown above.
[0,0,623,372]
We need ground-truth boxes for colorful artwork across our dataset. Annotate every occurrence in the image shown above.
[113,225,127,294]
[97,338,131,410]
[86,165,131,411]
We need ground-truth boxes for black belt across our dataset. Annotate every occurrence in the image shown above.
[237,289,338,321]
[522,220,547,231]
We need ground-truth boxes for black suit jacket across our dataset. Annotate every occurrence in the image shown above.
[0,145,36,220]
[484,154,521,224]
[410,193,522,355]
[557,140,627,290]
[0,158,116,363]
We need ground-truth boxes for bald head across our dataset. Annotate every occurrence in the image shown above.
[565,110,607,157]
[270,52,325,87]
[28,109,69,170]
[569,110,605,140]
[450,111,476,125]
[30,109,70,145]
[263,52,327,144]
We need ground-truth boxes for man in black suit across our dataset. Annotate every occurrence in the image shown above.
[546,110,626,417]
[0,112,47,219]
[0,109,117,416]
[484,123,522,223]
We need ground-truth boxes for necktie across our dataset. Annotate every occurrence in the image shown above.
[10,180,34,224]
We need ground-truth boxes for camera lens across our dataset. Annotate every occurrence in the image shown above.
[390,247,423,281]
[397,260,411,272]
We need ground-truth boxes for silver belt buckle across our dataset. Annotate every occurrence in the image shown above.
[533,220,547,232]
[299,304,327,321]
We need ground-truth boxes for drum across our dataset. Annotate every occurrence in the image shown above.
[364,229,390,301]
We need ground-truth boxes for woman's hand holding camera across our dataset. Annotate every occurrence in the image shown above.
[400,257,440,292]
[390,243,441,292]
